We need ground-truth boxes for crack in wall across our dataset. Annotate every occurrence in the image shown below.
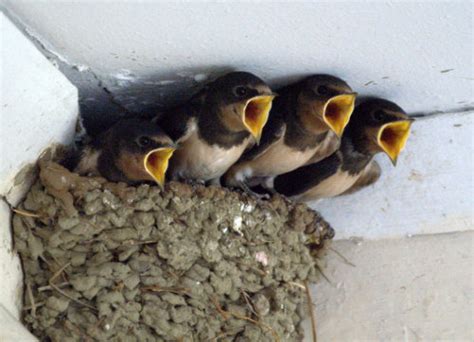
[411,107,474,118]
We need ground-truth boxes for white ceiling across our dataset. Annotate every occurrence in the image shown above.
[2,1,473,115]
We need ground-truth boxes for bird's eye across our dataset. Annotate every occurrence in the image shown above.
[233,86,248,97]
[372,109,385,122]
[317,85,330,95]
[138,136,152,147]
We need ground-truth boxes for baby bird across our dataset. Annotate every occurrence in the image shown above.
[71,118,176,187]
[272,98,413,202]
[224,75,356,194]
[157,71,275,183]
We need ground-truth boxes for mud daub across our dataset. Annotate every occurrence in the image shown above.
[13,161,334,341]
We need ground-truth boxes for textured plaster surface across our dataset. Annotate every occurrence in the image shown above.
[306,232,474,341]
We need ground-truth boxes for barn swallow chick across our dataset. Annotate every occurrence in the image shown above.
[272,98,413,202]
[157,71,275,183]
[72,118,175,187]
[224,74,356,194]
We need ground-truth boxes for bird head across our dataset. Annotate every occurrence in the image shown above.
[112,119,176,187]
[208,72,276,144]
[350,99,413,165]
[298,75,357,137]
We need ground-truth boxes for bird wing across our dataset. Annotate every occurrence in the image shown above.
[273,152,342,197]
[339,160,381,196]
[238,104,286,161]
[156,88,207,143]
[67,127,114,174]
[156,104,198,143]
[304,131,341,165]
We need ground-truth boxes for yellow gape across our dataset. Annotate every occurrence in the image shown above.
[377,120,413,165]
[323,93,357,137]
[144,147,175,187]
[242,95,275,144]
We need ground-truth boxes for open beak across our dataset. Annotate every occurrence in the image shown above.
[143,147,175,187]
[242,94,275,144]
[322,93,357,137]
[377,119,413,165]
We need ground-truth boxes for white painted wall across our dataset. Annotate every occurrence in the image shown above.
[313,111,473,240]
[0,304,36,341]
[0,13,77,340]
[0,12,78,200]
[1,1,473,117]
[308,232,474,341]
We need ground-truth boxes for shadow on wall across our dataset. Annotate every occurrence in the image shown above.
[76,66,241,137]
[78,67,334,138]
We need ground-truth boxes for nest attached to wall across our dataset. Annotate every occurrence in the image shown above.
[13,161,334,341]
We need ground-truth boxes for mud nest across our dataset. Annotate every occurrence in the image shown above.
[13,161,334,341]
